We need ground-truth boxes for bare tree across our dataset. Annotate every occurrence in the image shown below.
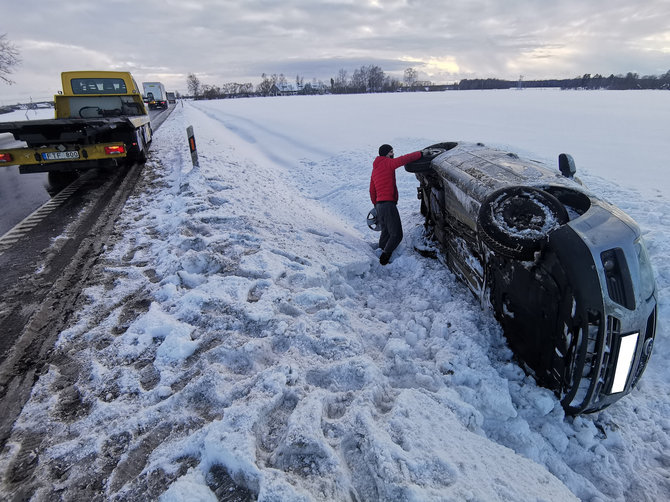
[202,84,221,99]
[403,67,418,88]
[274,73,287,89]
[221,82,253,97]
[367,65,384,92]
[350,67,367,92]
[333,69,348,92]
[384,75,401,92]
[186,73,201,97]
[221,82,236,96]
[256,73,276,96]
[238,83,254,95]
[0,33,21,84]
[350,65,386,93]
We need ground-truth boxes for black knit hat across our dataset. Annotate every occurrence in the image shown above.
[378,144,393,156]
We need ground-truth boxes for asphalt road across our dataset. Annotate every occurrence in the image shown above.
[0,104,174,450]
[0,160,146,449]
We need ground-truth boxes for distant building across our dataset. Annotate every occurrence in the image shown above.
[270,83,299,96]
[269,81,328,96]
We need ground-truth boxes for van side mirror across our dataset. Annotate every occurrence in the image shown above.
[559,153,576,178]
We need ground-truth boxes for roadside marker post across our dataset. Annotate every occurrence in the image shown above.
[186,125,199,167]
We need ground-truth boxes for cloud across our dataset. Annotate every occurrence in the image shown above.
[2,0,669,103]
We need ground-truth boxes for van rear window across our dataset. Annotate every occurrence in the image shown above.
[70,78,128,95]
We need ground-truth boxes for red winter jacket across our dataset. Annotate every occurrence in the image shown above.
[369,151,422,204]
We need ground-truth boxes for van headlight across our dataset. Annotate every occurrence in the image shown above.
[635,240,655,301]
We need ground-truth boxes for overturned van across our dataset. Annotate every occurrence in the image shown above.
[406,142,657,414]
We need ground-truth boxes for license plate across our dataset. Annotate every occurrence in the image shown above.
[42,150,80,161]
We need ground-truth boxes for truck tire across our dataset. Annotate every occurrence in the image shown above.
[138,130,148,163]
[128,130,148,164]
[477,186,568,260]
[46,170,79,194]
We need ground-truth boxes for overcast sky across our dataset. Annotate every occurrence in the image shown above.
[1,0,669,104]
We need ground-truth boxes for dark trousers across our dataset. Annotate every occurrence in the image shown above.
[376,201,403,255]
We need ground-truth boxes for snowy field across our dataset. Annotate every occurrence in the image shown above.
[0,90,668,501]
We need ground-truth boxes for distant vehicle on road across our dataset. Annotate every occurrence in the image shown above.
[142,82,168,110]
[406,142,657,415]
[165,92,176,104]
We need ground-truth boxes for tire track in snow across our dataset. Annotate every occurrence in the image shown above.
[190,102,331,169]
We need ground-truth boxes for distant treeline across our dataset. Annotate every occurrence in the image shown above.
[5,67,670,111]
[187,67,670,100]
[459,71,670,90]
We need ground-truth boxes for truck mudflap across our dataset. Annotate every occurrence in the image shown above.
[0,141,127,168]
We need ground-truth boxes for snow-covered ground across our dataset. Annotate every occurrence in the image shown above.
[1,90,668,501]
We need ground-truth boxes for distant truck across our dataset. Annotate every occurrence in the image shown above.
[143,82,168,109]
[0,71,152,176]
[165,91,176,104]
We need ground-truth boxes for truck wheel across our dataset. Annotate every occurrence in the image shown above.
[138,131,148,163]
[477,186,568,260]
[129,130,148,164]
[46,171,78,195]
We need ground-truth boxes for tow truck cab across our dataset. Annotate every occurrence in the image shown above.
[56,71,149,118]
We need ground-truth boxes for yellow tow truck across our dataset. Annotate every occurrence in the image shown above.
[0,71,152,174]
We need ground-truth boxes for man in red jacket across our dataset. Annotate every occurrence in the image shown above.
[370,144,422,265]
